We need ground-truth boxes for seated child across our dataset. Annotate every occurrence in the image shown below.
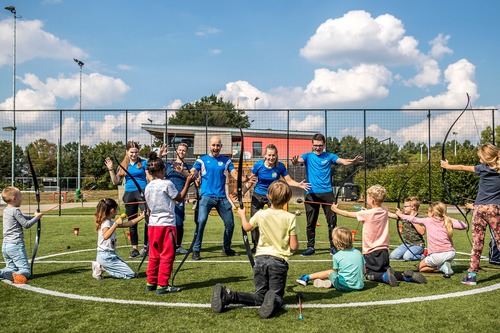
[296,226,365,291]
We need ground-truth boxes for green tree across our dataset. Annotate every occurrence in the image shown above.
[169,94,251,128]
[25,139,57,178]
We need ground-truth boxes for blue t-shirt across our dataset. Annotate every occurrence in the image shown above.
[475,164,500,205]
[192,154,234,197]
[301,151,338,194]
[165,162,192,192]
[251,160,289,195]
[123,158,148,192]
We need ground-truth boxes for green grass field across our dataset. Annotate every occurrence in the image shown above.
[1,203,500,333]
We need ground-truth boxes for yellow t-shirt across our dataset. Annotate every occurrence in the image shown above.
[249,208,297,261]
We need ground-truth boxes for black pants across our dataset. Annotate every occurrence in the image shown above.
[364,249,390,282]
[231,255,288,308]
[304,192,337,249]
[123,190,148,247]
[250,193,270,247]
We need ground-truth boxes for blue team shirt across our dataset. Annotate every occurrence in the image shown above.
[165,162,192,192]
[251,160,289,195]
[192,154,234,197]
[301,151,338,194]
[123,158,148,192]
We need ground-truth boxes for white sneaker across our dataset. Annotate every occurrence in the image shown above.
[313,279,332,289]
[176,246,189,254]
[92,261,103,280]
[439,261,454,275]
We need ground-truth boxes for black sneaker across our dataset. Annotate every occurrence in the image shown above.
[145,283,156,292]
[384,267,399,287]
[403,269,427,284]
[301,247,315,256]
[259,290,276,319]
[211,283,226,313]
[129,249,141,258]
[192,251,201,261]
[221,249,240,257]
[156,285,180,294]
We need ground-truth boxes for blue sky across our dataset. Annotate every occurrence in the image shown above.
[0,0,499,146]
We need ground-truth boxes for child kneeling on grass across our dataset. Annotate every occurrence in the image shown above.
[0,186,44,284]
[296,226,365,291]
[331,185,427,287]
[211,180,298,319]
[93,198,144,280]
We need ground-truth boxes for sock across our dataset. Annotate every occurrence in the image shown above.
[402,276,411,282]
[468,272,477,277]
[304,274,310,282]
[382,272,388,283]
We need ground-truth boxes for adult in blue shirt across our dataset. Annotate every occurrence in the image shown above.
[244,143,310,252]
[291,133,362,256]
[105,141,149,258]
[159,142,192,255]
[189,136,242,260]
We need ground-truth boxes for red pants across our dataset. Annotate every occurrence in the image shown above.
[146,226,176,287]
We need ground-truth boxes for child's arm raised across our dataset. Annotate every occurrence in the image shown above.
[174,173,195,202]
[440,160,475,173]
[331,203,358,218]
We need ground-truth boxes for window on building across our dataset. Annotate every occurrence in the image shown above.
[252,142,262,158]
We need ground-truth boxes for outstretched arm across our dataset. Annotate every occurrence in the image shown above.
[440,160,475,173]
[331,203,358,219]
[336,155,363,166]
[282,174,311,191]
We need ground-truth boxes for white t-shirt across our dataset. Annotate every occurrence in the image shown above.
[97,219,116,251]
[145,178,178,226]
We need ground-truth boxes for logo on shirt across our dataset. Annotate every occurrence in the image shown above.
[272,172,277,178]
[218,161,224,166]
[321,160,328,165]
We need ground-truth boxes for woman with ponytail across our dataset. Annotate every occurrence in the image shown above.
[441,143,500,285]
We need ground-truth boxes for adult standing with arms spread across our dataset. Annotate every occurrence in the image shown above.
[105,141,149,258]
[159,142,192,254]
[189,136,241,260]
[244,144,310,253]
[291,133,362,256]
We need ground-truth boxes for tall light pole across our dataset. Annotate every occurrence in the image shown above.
[452,131,458,156]
[74,58,84,201]
[5,5,17,186]
[254,96,260,110]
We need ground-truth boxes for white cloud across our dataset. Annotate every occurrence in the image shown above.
[403,58,440,88]
[429,34,453,59]
[209,49,222,55]
[402,59,477,109]
[195,26,221,36]
[0,19,87,66]
[117,64,132,71]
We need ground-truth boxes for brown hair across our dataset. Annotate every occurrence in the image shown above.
[404,196,421,211]
[264,143,279,167]
[117,141,142,177]
[367,184,386,205]
[94,198,118,231]
[428,202,454,239]
[477,143,500,171]
[332,227,353,251]
[1,186,19,204]
[266,180,292,209]
[311,133,326,143]
[147,151,166,177]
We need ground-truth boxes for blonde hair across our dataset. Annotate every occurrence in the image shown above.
[332,227,353,251]
[428,202,453,238]
[477,143,500,171]
[264,144,279,167]
[266,180,292,209]
[117,141,143,177]
[404,196,421,211]
[95,198,118,231]
[1,186,19,204]
[367,184,386,205]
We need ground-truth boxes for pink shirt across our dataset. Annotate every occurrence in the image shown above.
[356,206,389,255]
[401,214,467,254]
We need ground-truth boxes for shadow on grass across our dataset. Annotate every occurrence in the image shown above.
[285,280,379,303]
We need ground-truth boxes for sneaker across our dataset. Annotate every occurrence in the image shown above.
[11,273,27,284]
[145,283,156,292]
[259,290,276,319]
[129,249,141,258]
[439,261,454,276]
[313,279,332,289]
[1,271,14,282]
[139,248,147,257]
[211,283,227,313]
[176,246,189,254]
[461,274,477,286]
[403,269,427,284]
[192,251,201,261]
[301,247,315,256]
[383,267,399,287]
[156,285,180,294]
[221,249,240,257]
[296,274,310,286]
[330,247,337,256]
[92,261,104,280]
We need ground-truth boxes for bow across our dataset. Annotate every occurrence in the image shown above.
[238,128,255,268]
[395,159,429,260]
[27,151,41,275]
[441,93,472,245]
[172,150,200,286]
[113,155,149,274]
